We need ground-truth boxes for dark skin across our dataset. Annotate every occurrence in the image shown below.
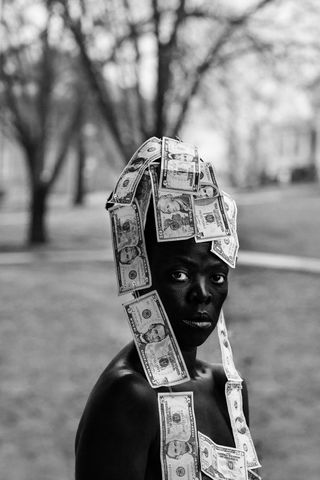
[75,239,249,480]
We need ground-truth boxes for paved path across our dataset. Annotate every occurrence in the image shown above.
[1,249,320,274]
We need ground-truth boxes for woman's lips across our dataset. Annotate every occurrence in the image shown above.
[182,312,212,329]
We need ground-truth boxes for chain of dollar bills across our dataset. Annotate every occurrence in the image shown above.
[106,137,261,479]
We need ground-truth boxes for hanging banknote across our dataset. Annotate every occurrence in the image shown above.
[198,431,247,480]
[159,392,201,480]
[197,162,220,199]
[123,291,190,388]
[211,235,239,269]
[217,311,242,383]
[160,137,200,193]
[210,193,239,268]
[110,137,161,204]
[194,196,231,242]
[109,201,151,294]
[225,382,261,469]
[222,192,238,233]
[150,165,195,241]
[135,169,152,228]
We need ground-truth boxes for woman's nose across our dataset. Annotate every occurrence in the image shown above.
[188,277,211,304]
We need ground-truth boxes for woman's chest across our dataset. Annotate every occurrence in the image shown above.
[193,388,235,448]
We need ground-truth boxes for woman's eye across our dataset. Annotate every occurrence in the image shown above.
[211,274,226,285]
[171,271,189,282]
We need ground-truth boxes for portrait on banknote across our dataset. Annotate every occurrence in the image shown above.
[150,165,195,241]
[110,201,151,294]
[123,291,190,387]
[198,431,247,480]
[159,393,201,480]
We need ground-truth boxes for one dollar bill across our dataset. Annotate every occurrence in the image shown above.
[194,196,231,242]
[225,382,261,469]
[123,291,190,388]
[210,193,239,268]
[198,431,247,480]
[217,311,242,383]
[109,201,151,294]
[160,137,200,193]
[150,165,195,242]
[159,392,201,480]
[110,137,161,204]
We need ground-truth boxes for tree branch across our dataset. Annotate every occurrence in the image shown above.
[61,0,129,159]
[123,0,149,139]
[46,100,81,191]
[171,0,277,136]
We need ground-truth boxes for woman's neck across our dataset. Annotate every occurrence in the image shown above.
[181,347,198,378]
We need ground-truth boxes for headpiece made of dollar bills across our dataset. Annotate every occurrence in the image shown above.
[105,137,262,477]
[106,136,239,296]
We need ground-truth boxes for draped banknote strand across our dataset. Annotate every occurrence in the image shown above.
[106,137,262,480]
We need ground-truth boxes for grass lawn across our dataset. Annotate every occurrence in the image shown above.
[1,183,320,480]
[1,183,320,257]
[235,183,320,258]
[1,261,319,480]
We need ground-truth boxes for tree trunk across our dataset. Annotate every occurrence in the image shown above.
[73,125,86,206]
[28,183,49,245]
[309,123,318,181]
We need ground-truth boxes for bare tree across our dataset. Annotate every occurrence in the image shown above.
[0,0,82,244]
[56,0,278,162]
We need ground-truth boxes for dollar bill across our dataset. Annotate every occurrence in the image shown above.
[160,137,200,193]
[197,162,220,199]
[135,169,152,228]
[248,469,262,480]
[110,137,161,204]
[225,382,261,469]
[210,235,239,269]
[217,311,242,383]
[222,192,238,233]
[198,431,247,480]
[194,196,231,242]
[150,165,195,241]
[123,291,190,388]
[210,193,238,268]
[159,392,201,480]
[109,201,151,295]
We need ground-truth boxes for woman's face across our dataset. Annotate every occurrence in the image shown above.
[145,239,229,349]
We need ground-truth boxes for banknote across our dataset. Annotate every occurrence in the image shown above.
[248,469,262,480]
[160,137,200,193]
[225,382,261,469]
[109,201,151,294]
[210,192,238,267]
[222,192,238,233]
[110,137,161,204]
[197,162,220,199]
[198,431,247,480]
[194,196,231,242]
[217,311,242,382]
[123,291,190,388]
[135,169,152,227]
[150,165,195,241]
[159,392,201,480]
[211,234,239,269]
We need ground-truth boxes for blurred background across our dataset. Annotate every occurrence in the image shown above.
[1,0,320,479]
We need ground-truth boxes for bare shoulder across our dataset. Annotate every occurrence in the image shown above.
[77,343,158,439]
[75,344,159,479]
[198,360,250,423]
